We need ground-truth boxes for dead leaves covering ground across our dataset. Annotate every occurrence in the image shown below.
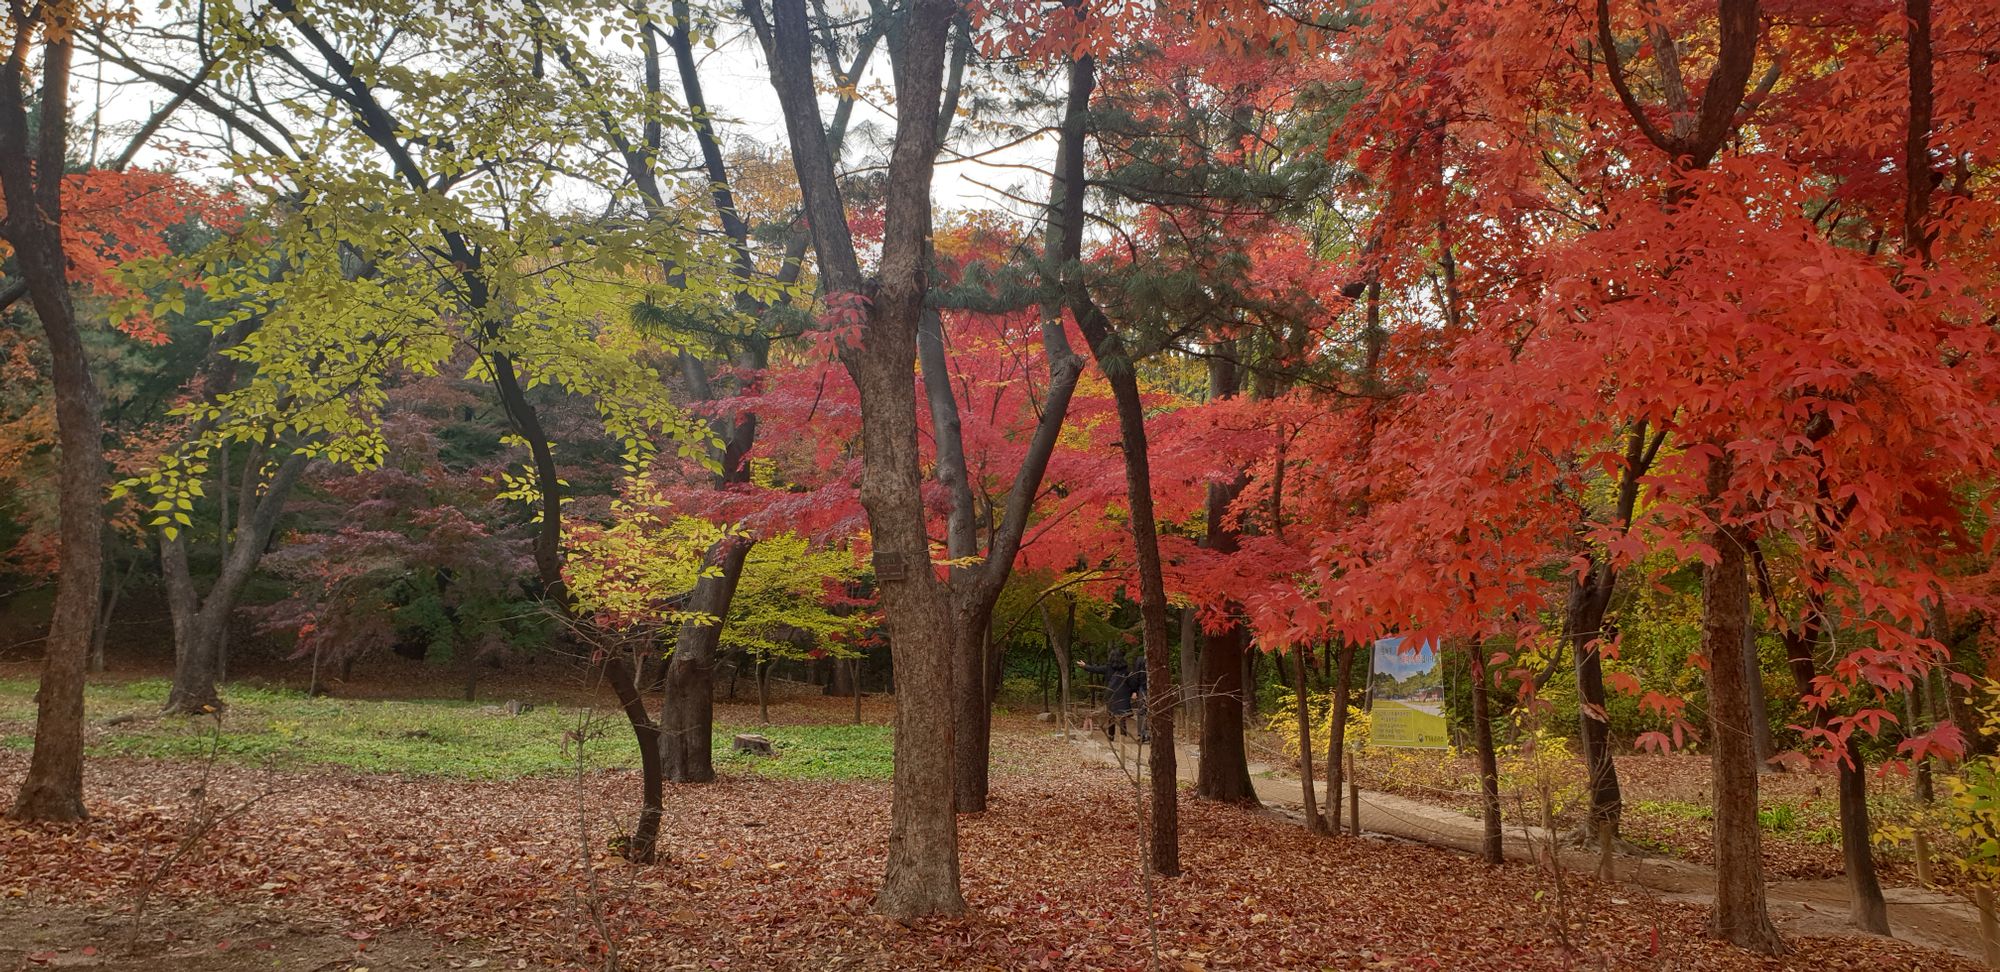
[1325,744,1933,885]
[0,737,1973,972]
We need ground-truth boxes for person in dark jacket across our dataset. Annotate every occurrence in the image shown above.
[1079,649,1149,742]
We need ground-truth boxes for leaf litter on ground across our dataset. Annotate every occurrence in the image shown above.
[0,729,1974,972]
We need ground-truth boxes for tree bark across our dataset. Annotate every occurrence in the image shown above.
[1701,456,1783,954]
[2,27,99,823]
[1195,355,1257,804]
[756,656,771,724]
[1835,738,1888,933]
[1322,643,1355,834]
[1055,47,1176,876]
[162,451,309,714]
[1567,574,1622,834]
[1469,642,1503,865]
[1179,607,1199,720]
[1565,422,1659,834]
[90,554,136,673]
[660,538,753,782]
[1293,646,1322,834]
[605,650,665,863]
[1197,621,1258,804]
[1751,534,1889,934]
[752,0,965,917]
[1743,622,1776,772]
[937,16,1084,809]
[1044,600,1074,729]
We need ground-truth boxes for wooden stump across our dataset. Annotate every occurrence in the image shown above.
[732,733,775,757]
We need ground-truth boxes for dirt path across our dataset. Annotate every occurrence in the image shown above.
[1069,730,1982,962]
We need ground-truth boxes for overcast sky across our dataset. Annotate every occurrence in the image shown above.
[78,12,1059,224]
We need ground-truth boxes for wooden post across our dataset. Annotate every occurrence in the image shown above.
[1978,887,1999,968]
[1293,646,1321,833]
[1347,749,1361,837]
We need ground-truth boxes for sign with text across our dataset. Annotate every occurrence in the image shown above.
[1369,637,1448,749]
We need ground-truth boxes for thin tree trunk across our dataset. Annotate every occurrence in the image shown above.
[1073,298,1178,876]
[1243,649,1258,721]
[1322,643,1355,834]
[757,657,770,725]
[937,26,1086,809]
[1179,607,1199,720]
[1056,49,1175,876]
[1977,888,1999,968]
[1752,538,1888,935]
[1197,621,1258,804]
[1469,642,1502,865]
[3,29,97,824]
[90,554,136,674]
[1568,577,1623,834]
[1908,682,1933,804]
[1744,622,1776,772]
[1565,422,1660,835]
[1045,601,1074,731]
[1293,646,1321,834]
[660,538,752,783]
[605,650,664,863]
[1701,455,1783,954]
[163,451,308,714]
[1835,738,1888,933]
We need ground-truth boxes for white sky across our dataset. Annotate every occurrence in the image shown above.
[78,12,1059,224]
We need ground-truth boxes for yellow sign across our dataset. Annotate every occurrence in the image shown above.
[1372,699,1449,749]
[1370,637,1448,749]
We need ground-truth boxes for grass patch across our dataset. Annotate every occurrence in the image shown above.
[1757,803,1801,833]
[715,723,895,781]
[0,678,891,782]
[1629,798,1711,821]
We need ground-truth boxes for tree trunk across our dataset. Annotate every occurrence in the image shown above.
[1197,621,1258,804]
[1072,301,1179,876]
[1752,536,1888,935]
[936,26,1085,810]
[1744,623,1776,772]
[1057,52,1175,876]
[1322,643,1355,834]
[1908,681,1934,805]
[1937,603,1991,758]
[757,657,770,724]
[1179,607,1199,720]
[660,538,752,783]
[1044,601,1074,730]
[605,651,664,863]
[3,31,98,824]
[1469,643,1503,865]
[1701,457,1783,954]
[1836,738,1889,933]
[1566,574,1623,834]
[167,611,229,713]
[1243,648,1258,721]
[89,555,135,674]
[950,603,996,813]
[162,451,308,714]
[755,0,964,916]
[1293,647,1321,834]
[1977,887,2000,968]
